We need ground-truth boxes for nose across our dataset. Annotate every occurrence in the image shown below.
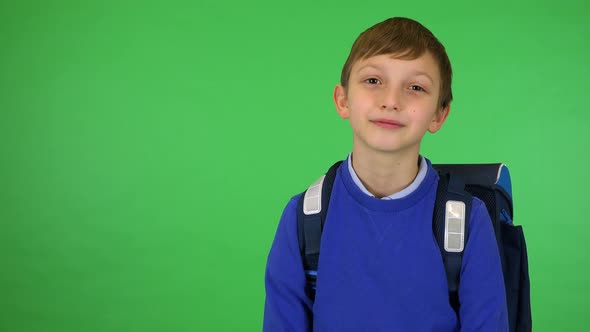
[380,86,403,111]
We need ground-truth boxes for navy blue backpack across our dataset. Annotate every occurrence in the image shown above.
[297,162,531,332]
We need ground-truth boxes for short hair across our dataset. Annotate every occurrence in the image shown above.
[340,17,453,109]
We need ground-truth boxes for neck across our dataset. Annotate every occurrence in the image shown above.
[351,147,421,199]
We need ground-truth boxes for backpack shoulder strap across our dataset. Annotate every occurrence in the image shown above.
[297,161,343,299]
[433,169,473,311]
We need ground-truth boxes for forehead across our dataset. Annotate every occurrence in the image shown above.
[353,52,441,81]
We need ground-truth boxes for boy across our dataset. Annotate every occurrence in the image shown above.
[264,17,508,331]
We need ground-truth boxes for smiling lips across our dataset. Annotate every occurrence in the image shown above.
[371,118,404,129]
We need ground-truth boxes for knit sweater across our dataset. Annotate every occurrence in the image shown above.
[264,157,508,332]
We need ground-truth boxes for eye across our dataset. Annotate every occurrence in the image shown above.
[364,78,380,85]
[409,85,425,92]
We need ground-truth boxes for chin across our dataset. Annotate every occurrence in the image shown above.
[366,143,404,154]
[354,135,411,154]
[367,139,419,154]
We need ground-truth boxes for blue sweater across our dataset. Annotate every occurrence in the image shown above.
[264,158,508,332]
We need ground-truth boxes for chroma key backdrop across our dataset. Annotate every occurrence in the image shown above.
[1,1,588,331]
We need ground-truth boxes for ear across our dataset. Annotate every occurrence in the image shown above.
[428,104,450,133]
[333,84,350,119]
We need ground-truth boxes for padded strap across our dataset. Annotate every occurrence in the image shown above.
[297,161,343,296]
[433,170,472,313]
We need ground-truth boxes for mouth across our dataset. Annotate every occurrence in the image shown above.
[371,118,404,129]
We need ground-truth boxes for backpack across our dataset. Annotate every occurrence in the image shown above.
[296,161,532,332]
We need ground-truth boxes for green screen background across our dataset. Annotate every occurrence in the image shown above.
[1,0,588,331]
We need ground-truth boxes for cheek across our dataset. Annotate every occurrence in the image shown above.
[349,97,373,113]
[348,89,374,106]
[412,100,439,117]
[419,112,439,127]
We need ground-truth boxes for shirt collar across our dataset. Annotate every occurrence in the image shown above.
[347,153,427,200]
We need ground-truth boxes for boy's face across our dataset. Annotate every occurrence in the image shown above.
[333,52,450,157]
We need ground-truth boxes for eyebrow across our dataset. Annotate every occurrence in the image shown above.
[357,65,435,84]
